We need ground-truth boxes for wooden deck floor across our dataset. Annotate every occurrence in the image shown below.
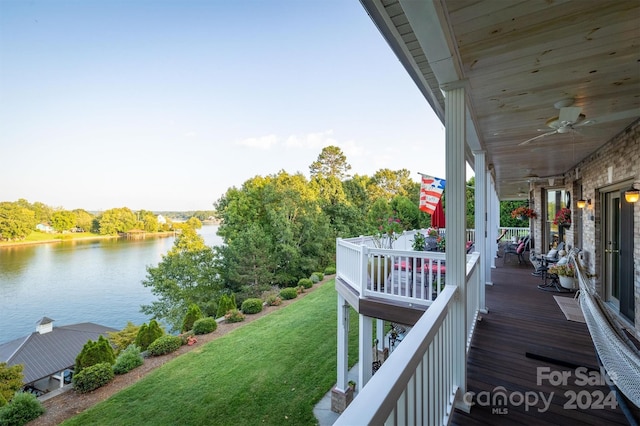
[451,259,630,425]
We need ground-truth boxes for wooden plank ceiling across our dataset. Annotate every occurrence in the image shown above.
[379,0,640,199]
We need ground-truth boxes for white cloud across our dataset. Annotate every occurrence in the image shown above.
[184,131,197,137]
[284,130,336,149]
[236,134,279,150]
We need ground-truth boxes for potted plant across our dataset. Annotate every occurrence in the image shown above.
[548,263,576,289]
[411,232,427,251]
[348,380,356,392]
[368,214,403,288]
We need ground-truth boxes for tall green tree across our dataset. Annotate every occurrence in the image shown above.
[140,227,221,331]
[73,209,94,231]
[0,202,36,241]
[309,145,351,180]
[216,171,333,288]
[98,207,137,235]
[368,168,413,201]
[51,210,77,232]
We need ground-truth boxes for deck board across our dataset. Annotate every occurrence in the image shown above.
[451,262,629,425]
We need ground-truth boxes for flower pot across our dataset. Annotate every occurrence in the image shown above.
[559,275,576,289]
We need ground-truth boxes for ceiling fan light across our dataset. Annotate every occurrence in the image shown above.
[625,187,640,203]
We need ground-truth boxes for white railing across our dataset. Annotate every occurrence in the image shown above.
[335,251,482,425]
[497,227,529,243]
[337,239,448,307]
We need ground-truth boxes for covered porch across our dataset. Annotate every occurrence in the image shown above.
[332,0,639,423]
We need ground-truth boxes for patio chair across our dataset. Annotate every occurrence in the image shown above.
[503,235,529,264]
[530,242,565,276]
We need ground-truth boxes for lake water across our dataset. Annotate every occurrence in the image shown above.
[0,225,222,344]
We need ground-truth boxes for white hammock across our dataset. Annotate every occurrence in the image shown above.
[570,250,640,408]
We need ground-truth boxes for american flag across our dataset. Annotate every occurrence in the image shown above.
[419,174,446,214]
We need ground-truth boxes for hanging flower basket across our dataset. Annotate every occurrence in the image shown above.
[511,207,537,219]
[553,208,572,227]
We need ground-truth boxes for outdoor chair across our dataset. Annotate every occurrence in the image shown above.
[503,235,529,264]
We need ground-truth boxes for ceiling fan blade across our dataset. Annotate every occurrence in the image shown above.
[575,108,640,127]
[558,106,581,124]
[519,130,558,146]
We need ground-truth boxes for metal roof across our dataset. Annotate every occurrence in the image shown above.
[0,322,117,384]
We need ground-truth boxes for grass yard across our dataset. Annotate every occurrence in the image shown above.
[63,280,359,425]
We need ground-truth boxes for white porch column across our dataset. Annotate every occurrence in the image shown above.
[443,82,467,400]
[488,178,498,270]
[376,318,385,352]
[336,293,349,391]
[484,176,495,284]
[358,314,373,388]
[473,150,489,313]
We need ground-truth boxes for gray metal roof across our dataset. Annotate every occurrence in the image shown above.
[0,322,117,384]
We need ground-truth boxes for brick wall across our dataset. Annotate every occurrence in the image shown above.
[532,120,639,335]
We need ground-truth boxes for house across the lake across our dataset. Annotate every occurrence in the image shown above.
[0,317,117,395]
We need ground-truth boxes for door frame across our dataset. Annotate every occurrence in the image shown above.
[599,180,635,322]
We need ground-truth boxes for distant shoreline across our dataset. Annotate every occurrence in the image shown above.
[0,232,177,249]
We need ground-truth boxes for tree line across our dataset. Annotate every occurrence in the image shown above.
[0,199,216,241]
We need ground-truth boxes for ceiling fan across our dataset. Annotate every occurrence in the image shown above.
[519,100,640,146]
[519,99,590,146]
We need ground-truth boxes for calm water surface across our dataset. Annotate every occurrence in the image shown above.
[0,225,222,344]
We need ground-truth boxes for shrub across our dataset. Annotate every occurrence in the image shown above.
[298,278,313,289]
[74,336,115,374]
[241,298,263,314]
[73,363,114,394]
[0,392,44,425]
[279,287,298,300]
[134,320,164,351]
[216,294,237,319]
[112,345,144,375]
[311,272,324,282]
[224,309,245,323]
[193,317,217,335]
[107,322,140,355]
[0,363,23,407]
[147,335,182,356]
[265,295,282,306]
[181,304,203,332]
[324,266,336,275]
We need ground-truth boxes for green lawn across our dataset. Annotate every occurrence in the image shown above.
[63,280,359,425]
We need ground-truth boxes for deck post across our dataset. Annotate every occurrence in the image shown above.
[358,314,374,388]
[336,293,349,391]
[473,150,488,313]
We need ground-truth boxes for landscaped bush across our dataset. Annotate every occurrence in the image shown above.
[279,287,298,300]
[324,266,336,275]
[224,309,245,323]
[216,294,237,318]
[112,344,144,375]
[311,272,324,282]
[74,335,116,374]
[265,294,282,306]
[107,322,140,355]
[73,362,114,394]
[147,335,182,356]
[298,278,313,289]
[134,320,164,351]
[181,303,203,333]
[0,392,44,426]
[241,298,263,314]
[193,317,217,335]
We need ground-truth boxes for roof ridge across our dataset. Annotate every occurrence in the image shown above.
[6,333,33,362]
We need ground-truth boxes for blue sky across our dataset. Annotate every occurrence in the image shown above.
[0,0,446,211]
